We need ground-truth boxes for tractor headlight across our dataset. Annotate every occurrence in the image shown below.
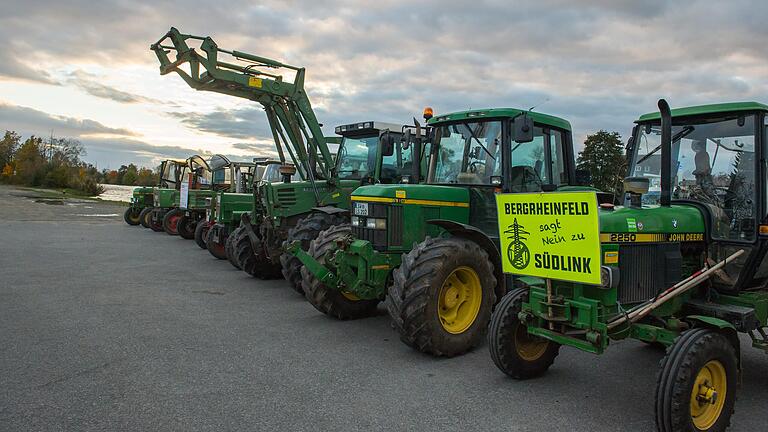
[600,266,620,289]
[366,218,387,230]
[205,197,212,207]
[351,216,361,226]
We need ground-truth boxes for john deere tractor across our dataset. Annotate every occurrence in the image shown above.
[200,159,283,260]
[138,159,188,231]
[159,154,211,235]
[152,27,417,292]
[123,185,154,225]
[292,107,593,356]
[488,99,768,432]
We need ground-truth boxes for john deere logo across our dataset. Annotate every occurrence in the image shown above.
[505,218,530,270]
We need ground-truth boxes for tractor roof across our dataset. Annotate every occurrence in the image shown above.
[428,108,571,131]
[637,101,768,122]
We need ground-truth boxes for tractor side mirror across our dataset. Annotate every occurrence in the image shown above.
[513,115,534,143]
[575,169,592,186]
[380,131,395,157]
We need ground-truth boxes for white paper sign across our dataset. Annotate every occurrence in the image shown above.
[179,174,190,209]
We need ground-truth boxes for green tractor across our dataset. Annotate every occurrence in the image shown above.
[200,159,285,260]
[152,27,418,292]
[138,158,188,231]
[488,99,768,431]
[170,155,257,240]
[123,185,154,225]
[159,154,212,236]
[291,107,594,356]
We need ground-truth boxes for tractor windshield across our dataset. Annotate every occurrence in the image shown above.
[631,113,758,241]
[430,120,502,185]
[429,120,566,189]
[337,134,379,181]
[159,161,183,188]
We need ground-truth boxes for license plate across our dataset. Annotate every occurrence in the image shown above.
[353,202,369,216]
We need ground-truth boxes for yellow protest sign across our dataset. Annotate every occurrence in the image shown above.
[496,191,601,285]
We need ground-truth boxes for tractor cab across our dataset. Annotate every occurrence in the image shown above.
[624,101,768,294]
[158,159,188,190]
[187,154,212,189]
[209,154,257,193]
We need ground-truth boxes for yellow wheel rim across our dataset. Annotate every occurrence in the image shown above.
[341,291,360,301]
[514,321,549,361]
[690,360,727,430]
[437,266,482,334]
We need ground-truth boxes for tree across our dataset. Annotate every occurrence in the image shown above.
[122,163,139,185]
[0,131,20,171]
[576,130,626,195]
[14,136,46,185]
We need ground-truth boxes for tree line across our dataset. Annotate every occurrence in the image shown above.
[0,130,159,196]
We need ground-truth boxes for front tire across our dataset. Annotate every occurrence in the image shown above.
[386,237,496,357]
[226,225,244,269]
[488,288,560,379]
[162,208,182,235]
[280,212,347,294]
[234,227,282,279]
[194,220,210,249]
[124,207,141,225]
[205,226,227,260]
[149,209,164,232]
[177,213,198,239]
[139,207,153,229]
[655,328,738,432]
[302,224,379,319]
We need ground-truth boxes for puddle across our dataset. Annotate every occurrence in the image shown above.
[70,214,120,217]
[35,199,64,205]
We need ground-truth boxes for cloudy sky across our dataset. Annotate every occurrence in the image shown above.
[1,0,766,169]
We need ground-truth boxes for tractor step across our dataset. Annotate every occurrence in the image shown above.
[749,327,768,353]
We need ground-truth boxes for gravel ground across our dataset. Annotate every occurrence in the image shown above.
[0,185,764,431]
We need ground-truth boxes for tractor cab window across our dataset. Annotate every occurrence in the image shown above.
[430,120,502,185]
[632,114,757,241]
[160,162,181,188]
[509,127,567,191]
[337,135,378,180]
[380,132,414,184]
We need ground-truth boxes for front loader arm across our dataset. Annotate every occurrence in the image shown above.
[151,27,336,183]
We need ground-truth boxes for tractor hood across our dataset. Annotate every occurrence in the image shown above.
[352,184,470,206]
[599,204,705,242]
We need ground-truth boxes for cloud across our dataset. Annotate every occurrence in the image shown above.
[0,102,138,137]
[169,106,273,140]
[65,70,163,105]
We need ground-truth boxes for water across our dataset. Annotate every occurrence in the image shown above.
[96,184,136,203]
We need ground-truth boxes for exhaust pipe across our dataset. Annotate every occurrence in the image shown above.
[658,99,672,207]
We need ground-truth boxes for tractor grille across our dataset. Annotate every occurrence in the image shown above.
[617,243,681,304]
[351,202,389,251]
[142,194,153,206]
[388,205,403,247]
[276,189,296,206]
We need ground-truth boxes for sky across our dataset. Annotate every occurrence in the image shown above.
[1,0,766,169]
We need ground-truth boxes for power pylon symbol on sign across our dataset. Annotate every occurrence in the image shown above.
[505,218,530,270]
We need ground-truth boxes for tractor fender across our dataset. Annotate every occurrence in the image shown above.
[427,219,506,301]
[686,315,741,370]
[310,206,348,216]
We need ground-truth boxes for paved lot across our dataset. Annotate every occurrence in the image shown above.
[0,185,765,431]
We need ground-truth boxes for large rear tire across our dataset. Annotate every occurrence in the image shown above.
[655,328,738,432]
[139,207,153,229]
[205,226,227,260]
[149,209,164,232]
[386,237,496,357]
[124,207,141,225]
[280,212,347,294]
[177,213,197,239]
[194,220,210,249]
[226,225,243,269]
[488,288,560,379]
[235,227,282,279]
[162,208,182,235]
[302,224,379,319]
